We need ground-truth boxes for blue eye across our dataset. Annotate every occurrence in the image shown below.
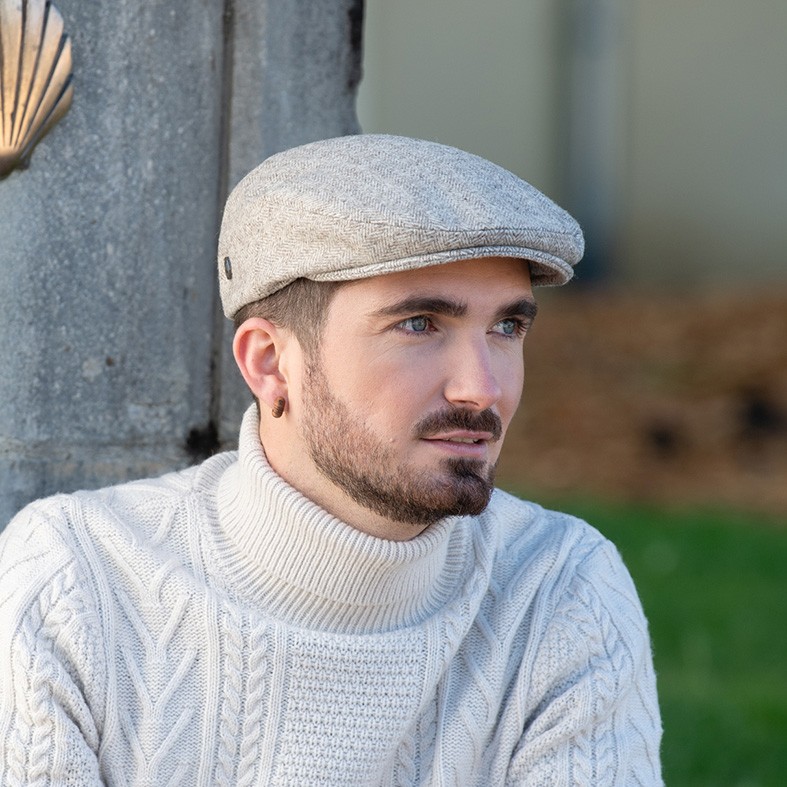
[401,316,430,333]
[492,317,527,336]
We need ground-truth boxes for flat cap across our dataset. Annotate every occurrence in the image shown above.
[218,134,583,318]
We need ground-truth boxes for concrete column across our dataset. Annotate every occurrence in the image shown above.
[216,0,363,443]
[0,0,362,527]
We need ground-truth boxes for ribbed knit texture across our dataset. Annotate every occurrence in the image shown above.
[0,407,662,785]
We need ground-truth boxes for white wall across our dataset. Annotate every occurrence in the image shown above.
[359,0,787,287]
[621,0,787,285]
[358,0,564,198]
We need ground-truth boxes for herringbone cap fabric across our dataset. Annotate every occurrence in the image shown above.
[218,134,584,318]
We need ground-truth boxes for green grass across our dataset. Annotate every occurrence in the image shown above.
[521,495,787,787]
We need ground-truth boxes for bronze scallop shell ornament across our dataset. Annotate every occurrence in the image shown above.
[0,0,73,179]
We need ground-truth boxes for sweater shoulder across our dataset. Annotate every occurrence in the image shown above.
[4,450,234,552]
[74,449,236,538]
[484,488,611,588]
[483,490,655,703]
[481,489,649,633]
[0,450,237,611]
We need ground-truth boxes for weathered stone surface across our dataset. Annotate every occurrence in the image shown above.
[217,0,363,444]
[0,0,362,527]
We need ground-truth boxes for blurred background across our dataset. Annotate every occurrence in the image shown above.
[359,0,786,784]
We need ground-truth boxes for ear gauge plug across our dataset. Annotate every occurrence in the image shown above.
[271,397,286,418]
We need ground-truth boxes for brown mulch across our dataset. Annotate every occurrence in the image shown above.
[496,289,787,518]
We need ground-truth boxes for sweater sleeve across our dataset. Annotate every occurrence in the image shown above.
[0,504,106,786]
[505,538,663,786]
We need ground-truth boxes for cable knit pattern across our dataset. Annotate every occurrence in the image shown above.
[236,621,268,787]
[0,406,662,785]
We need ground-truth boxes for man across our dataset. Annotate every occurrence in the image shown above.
[0,135,662,785]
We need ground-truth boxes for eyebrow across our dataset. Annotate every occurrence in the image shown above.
[371,296,468,319]
[370,295,538,322]
[494,298,539,323]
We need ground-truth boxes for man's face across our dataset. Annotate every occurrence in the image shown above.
[285,257,535,539]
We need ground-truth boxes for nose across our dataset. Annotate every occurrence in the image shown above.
[442,338,503,411]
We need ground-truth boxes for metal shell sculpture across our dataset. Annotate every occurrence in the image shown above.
[0,0,73,179]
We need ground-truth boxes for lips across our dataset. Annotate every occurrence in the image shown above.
[425,431,495,445]
[420,431,495,461]
[414,407,502,443]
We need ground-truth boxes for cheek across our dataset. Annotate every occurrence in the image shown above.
[336,360,440,441]
[497,355,525,420]
[360,374,430,433]
[334,345,437,404]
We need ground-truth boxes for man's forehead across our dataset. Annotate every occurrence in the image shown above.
[315,260,538,355]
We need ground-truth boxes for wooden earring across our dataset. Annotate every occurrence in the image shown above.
[271,397,286,418]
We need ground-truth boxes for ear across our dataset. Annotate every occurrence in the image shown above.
[232,317,291,411]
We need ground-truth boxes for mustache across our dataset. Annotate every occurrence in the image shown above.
[413,408,503,442]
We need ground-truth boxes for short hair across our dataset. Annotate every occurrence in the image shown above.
[233,277,342,358]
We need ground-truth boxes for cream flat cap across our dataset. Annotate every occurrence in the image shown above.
[218,134,584,318]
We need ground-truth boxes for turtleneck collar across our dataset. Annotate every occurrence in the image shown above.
[213,406,472,634]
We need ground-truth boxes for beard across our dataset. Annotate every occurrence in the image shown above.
[300,359,502,528]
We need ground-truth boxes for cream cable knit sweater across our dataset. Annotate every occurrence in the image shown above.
[0,408,662,785]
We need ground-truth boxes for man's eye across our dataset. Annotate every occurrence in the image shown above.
[493,318,521,336]
[399,316,431,333]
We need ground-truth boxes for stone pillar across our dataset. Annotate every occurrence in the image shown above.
[0,0,362,527]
